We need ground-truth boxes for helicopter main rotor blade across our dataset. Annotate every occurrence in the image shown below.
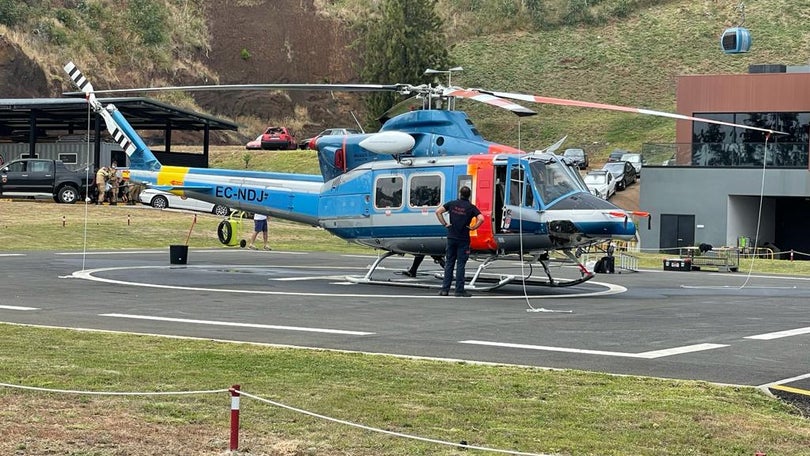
[64,83,407,97]
[475,89,786,135]
[444,88,536,117]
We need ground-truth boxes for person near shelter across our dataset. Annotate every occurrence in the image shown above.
[247,213,271,250]
[127,181,145,205]
[435,186,484,297]
[95,166,110,205]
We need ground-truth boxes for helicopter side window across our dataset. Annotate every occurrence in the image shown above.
[408,174,442,208]
[374,175,403,209]
[509,166,528,206]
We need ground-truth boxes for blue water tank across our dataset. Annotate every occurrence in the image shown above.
[720,27,752,54]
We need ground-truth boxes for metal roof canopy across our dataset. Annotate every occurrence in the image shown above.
[0,97,238,165]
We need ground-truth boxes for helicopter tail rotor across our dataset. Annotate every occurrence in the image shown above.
[63,62,161,171]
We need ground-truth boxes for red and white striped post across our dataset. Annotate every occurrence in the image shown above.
[229,384,241,451]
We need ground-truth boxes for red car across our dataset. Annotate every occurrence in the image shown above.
[260,126,297,150]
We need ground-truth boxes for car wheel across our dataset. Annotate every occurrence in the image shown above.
[213,204,230,217]
[57,185,79,204]
[151,195,169,209]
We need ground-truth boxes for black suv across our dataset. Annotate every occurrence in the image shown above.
[562,148,589,169]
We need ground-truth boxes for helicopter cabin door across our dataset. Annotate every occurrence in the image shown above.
[497,159,538,233]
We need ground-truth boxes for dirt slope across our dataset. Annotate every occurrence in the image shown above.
[197,0,364,136]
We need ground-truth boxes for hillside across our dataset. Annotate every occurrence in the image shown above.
[2,0,809,159]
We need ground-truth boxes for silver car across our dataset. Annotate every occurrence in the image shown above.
[620,153,643,178]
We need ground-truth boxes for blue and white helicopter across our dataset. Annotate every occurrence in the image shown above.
[63,62,776,291]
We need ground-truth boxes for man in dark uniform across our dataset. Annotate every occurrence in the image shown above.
[435,186,484,297]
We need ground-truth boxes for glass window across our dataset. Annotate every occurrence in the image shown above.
[29,161,52,173]
[530,160,578,204]
[409,174,442,208]
[58,153,78,165]
[508,166,525,206]
[374,175,403,209]
[6,161,25,172]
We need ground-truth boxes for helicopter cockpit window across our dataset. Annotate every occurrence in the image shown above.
[529,160,578,204]
[408,174,442,208]
[374,175,404,209]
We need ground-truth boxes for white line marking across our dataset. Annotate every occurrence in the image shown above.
[0,305,39,311]
[459,340,728,359]
[0,254,25,257]
[758,372,810,389]
[55,249,308,256]
[271,275,352,282]
[71,265,624,299]
[745,327,810,340]
[0,322,753,389]
[100,313,374,336]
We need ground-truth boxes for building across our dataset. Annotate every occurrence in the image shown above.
[639,66,810,257]
[0,97,238,169]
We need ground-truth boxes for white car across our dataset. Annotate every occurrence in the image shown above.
[620,152,643,178]
[139,188,231,216]
[583,170,616,200]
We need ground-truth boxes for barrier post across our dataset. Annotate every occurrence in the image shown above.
[229,384,241,451]
[790,249,794,262]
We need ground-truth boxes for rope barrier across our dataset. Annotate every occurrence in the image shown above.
[235,388,554,456]
[0,382,553,455]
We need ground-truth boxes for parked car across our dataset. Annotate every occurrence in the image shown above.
[0,158,94,204]
[601,161,637,190]
[608,149,628,162]
[562,148,589,169]
[620,152,643,178]
[260,126,297,150]
[299,127,363,150]
[245,135,262,150]
[583,170,616,200]
[140,188,231,216]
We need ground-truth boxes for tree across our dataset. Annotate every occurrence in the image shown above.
[357,0,451,128]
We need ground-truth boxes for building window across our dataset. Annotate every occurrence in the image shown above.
[693,112,810,167]
[58,153,78,165]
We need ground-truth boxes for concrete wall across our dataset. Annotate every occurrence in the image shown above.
[639,167,810,250]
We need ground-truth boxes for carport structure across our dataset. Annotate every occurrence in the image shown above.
[0,97,238,168]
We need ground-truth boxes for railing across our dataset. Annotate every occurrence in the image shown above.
[679,246,740,272]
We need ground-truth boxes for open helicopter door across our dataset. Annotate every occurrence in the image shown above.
[500,158,536,233]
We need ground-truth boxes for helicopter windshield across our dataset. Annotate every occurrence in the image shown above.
[528,159,581,205]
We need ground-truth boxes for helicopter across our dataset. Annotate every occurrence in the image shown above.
[63,62,780,291]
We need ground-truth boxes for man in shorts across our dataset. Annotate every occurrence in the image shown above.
[247,213,271,250]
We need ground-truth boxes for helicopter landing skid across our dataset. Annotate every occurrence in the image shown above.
[344,250,595,291]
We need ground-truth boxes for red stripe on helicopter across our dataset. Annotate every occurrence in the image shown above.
[467,156,498,251]
[487,143,523,154]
